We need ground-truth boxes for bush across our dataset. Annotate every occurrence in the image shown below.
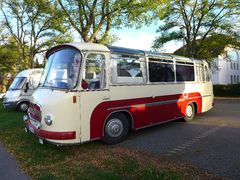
[213,84,240,97]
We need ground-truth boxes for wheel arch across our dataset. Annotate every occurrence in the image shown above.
[16,99,30,106]
[16,99,30,109]
[192,101,198,114]
[102,110,134,137]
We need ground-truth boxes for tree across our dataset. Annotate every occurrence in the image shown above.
[0,39,19,92]
[174,34,240,60]
[0,0,72,69]
[152,0,240,58]
[56,0,158,44]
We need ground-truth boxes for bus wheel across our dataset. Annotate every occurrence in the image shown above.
[103,113,129,145]
[184,103,195,122]
[18,102,29,112]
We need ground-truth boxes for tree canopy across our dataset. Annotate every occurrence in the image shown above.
[0,0,72,69]
[152,0,240,58]
[56,0,159,44]
[174,34,240,60]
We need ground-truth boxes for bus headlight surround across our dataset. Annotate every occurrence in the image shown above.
[44,114,53,126]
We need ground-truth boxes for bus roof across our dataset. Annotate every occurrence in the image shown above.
[46,43,205,63]
[46,42,110,58]
[108,45,145,55]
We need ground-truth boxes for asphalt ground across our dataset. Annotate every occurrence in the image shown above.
[0,98,239,179]
[117,99,240,179]
[0,143,28,180]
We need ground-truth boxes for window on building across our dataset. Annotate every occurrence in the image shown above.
[231,75,233,84]
[148,59,174,82]
[237,76,239,84]
[234,75,236,84]
[110,54,146,84]
[176,62,194,81]
[227,50,238,61]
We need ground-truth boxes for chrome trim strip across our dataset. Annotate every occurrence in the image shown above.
[107,95,212,111]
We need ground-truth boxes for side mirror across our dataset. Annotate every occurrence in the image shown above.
[24,82,29,93]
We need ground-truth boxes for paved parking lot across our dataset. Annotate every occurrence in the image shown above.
[118,99,240,179]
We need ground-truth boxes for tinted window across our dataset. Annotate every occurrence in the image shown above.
[148,59,174,82]
[176,64,194,81]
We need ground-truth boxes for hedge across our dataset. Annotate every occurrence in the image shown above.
[213,84,240,97]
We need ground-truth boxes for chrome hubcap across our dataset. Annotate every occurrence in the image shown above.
[106,118,123,138]
[186,105,193,117]
[20,103,28,111]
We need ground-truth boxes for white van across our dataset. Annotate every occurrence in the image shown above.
[3,68,43,111]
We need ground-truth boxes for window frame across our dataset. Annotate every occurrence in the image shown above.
[175,61,195,82]
[110,53,147,85]
[148,57,175,83]
[81,52,107,90]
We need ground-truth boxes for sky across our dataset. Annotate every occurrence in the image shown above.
[112,25,182,53]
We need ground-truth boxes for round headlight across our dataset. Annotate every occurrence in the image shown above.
[44,115,53,126]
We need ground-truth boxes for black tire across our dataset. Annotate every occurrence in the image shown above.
[183,102,195,122]
[18,102,29,112]
[102,113,129,145]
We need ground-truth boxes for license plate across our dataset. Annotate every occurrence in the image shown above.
[29,126,34,134]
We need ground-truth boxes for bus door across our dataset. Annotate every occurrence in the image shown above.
[79,52,109,142]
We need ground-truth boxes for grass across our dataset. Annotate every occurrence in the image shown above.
[0,100,214,179]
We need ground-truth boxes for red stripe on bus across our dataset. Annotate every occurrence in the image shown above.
[27,121,76,140]
[90,92,202,140]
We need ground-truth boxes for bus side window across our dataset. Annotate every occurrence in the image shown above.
[110,54,146,84]
[82,53,105,90]
[148,58,174,82]
[176,63,194,82]
[204,65,210,82]
[196,65,204,82]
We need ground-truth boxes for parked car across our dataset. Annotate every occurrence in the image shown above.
[3,69,43,111]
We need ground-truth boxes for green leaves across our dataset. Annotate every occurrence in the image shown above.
[153,0,240,59]
[1,0,72,69]
[152,31,183,49]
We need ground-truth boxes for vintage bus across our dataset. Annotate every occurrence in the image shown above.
[24,43,213,145]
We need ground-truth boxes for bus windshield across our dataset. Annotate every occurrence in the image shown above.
[40,48,81,89]
[9,77,26,90]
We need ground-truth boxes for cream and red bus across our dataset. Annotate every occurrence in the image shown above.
[24,42,213,145]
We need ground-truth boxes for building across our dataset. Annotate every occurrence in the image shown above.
[211,47,240,85]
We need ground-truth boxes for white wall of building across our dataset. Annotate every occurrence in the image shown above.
[211,47,240,85]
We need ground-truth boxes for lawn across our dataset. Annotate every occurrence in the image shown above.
[0,100,213,179]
